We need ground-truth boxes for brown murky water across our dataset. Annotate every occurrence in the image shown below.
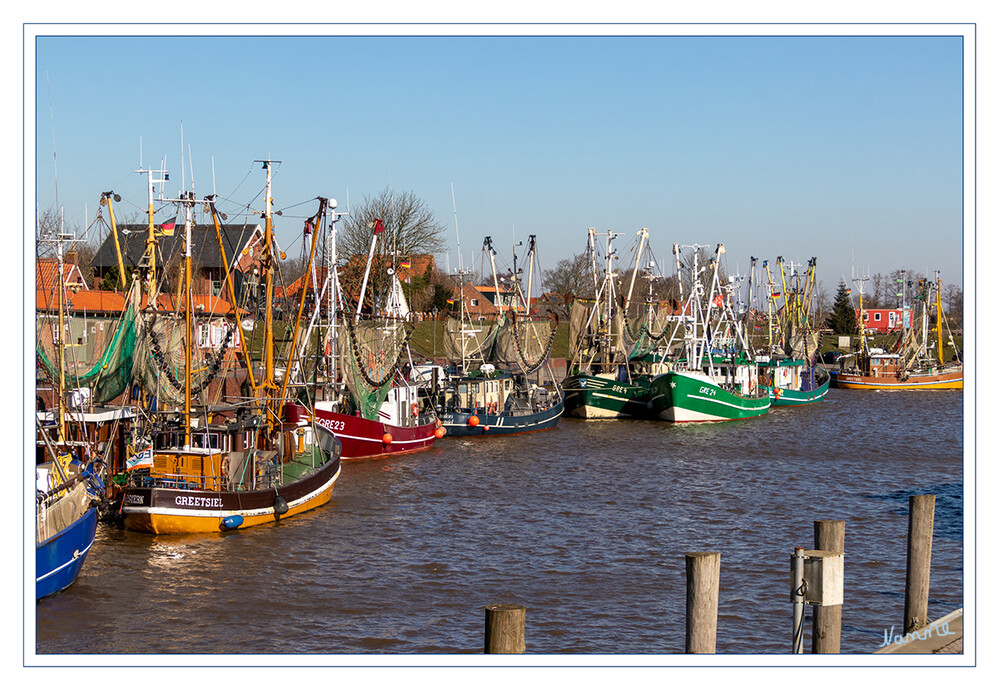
[34,388,963,656]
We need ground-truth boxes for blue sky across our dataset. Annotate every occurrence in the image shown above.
[31,31,968,292]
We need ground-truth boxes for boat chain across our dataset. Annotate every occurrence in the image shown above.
[511,313,558,375]
[623,311,670,344]
[342,310,412,389]
[147,315,235,396]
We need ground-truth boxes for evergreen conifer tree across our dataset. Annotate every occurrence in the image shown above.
[826,281,858,334]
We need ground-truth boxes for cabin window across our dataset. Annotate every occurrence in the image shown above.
[874,313,882,322]
[471,299,479,307]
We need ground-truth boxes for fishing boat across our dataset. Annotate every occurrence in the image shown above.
[35,428,103,599]
[648,243,771,422]
[34,225,109,597]
[750,256,830,406]
[119,161,340,533]
[756,356,830,406]
[562,228,669,419]
[428,235,563,436]
[290,209,438,458]
[835,272,962,390]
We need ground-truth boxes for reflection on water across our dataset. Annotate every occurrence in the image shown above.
[35,389,964,656]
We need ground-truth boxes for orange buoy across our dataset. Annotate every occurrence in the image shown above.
[434,426,446,438]
[382,433,393,445]
[468,415,479,427]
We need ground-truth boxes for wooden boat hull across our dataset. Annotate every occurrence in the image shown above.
[649,371,771,422]
[834,367,962,390]
[440,399,563,436]
[314,406,437,459]
[120,433,341,535]
[36,505,98,599]
[561,374,651,419]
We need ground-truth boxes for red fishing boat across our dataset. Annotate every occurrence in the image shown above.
[314,382,438,459]
[287,204,441,460]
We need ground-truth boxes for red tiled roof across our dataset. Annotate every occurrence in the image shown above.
[283,266,332,300]
[333,254,437,308]
[36,289,241,316]
[36,258,88,291]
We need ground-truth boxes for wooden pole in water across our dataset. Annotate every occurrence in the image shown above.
[812,520,845,653]
[904,494,936,633]
[484,604,526,653]
[685,551,720,653]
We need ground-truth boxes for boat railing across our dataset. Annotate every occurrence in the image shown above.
[134,471,224,492]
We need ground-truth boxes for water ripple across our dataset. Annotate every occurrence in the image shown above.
[35,389,963,656]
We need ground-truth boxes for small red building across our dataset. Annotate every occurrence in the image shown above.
[855,308,912,334]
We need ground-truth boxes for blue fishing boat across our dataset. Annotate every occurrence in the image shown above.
[35,449,103,599]
[425,235,563,437]
[433,366,564,436]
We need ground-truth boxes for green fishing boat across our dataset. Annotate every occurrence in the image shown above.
[756,356,830,406]
[562,227,669,419]
[648,243,771,423]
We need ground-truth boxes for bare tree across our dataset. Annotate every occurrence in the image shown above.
[543,251,594,300]
[943,283,963,325]
[338,188,447,261]
[870,273,885,308]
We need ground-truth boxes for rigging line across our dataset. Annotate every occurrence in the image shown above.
[275,196,323,214]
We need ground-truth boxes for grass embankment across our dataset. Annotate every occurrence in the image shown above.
[405,320,571,361]
[245,321,962,366]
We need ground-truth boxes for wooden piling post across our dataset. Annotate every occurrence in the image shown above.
[484,604,526,653]
[904,494,936,633]
[811,519,845,653]
[685,551,720,653]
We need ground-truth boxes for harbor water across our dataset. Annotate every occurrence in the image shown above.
[34,388,964,656]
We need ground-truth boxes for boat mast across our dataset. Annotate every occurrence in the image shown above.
[624,227,648,312]
[326,199,347,399]
[602,231,619,373]
[355,220,381,324]
[101,191,127,288]
[54,212,68,443]
[136,165,169,302]
[587,228,599,295]
[935,272,944,364]
[182,192,195,447]
[747,256,757,349]
[206,196,257,394]
[764,260,775,353]
[254,158,280,423]
[484,236,503,316]
[277,198,327,416]
[525,234,536,315]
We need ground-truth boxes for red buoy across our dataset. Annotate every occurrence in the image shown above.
[468,415,479,427]
[382,433,393,445]
[435,426,446,438]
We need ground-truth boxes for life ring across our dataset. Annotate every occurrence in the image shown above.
[412,403,419,417]
[487,401,498,415]
[221,454,230,477]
